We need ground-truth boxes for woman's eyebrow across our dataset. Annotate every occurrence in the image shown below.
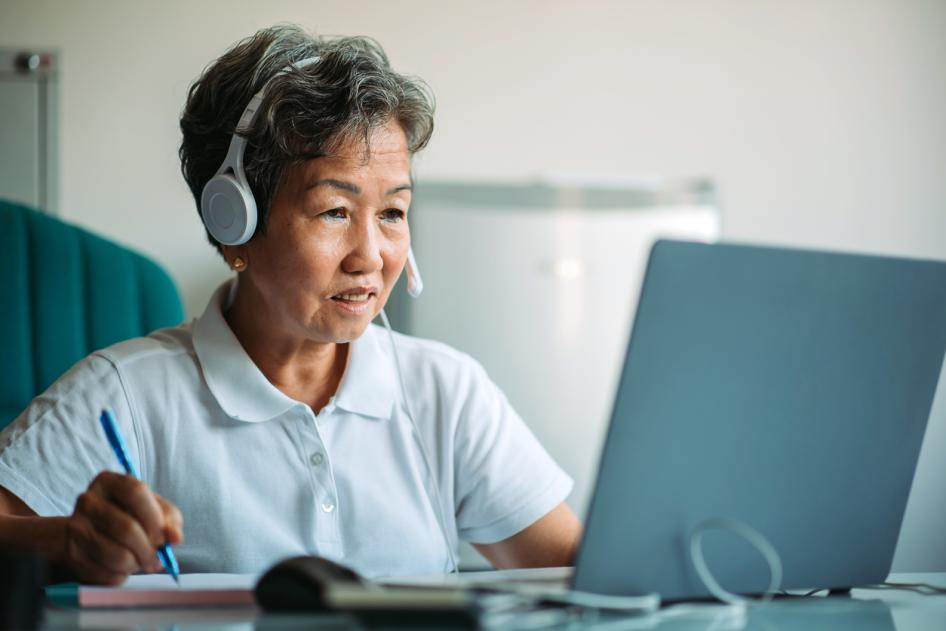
[305,179,412,196]
[387,183,413,195]
[307,179,361,194]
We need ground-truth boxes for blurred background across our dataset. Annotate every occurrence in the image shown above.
[1,0,944,571]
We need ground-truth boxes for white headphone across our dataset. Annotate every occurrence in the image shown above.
[200,56,424,297]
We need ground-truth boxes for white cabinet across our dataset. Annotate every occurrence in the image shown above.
[401,179,720,519]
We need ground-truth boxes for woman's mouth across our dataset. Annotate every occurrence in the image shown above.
[330,290,377,314]
[334,293,371,302]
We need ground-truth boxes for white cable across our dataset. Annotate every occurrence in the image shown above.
[378,309,460,574]
[689,517,783,605]
[659,601,749,630]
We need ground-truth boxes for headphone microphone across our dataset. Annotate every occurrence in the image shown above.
[199,56,423,298]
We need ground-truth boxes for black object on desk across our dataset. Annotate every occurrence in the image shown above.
[256,555,478,628]
[0,548,45,631]
[256,555,365,611]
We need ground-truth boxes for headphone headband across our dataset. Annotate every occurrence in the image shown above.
[235,56,321,136]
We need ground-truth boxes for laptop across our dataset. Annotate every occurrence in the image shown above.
[573,239,946,600]
[394,239,946,603]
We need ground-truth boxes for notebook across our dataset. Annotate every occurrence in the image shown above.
[46,573,257,608]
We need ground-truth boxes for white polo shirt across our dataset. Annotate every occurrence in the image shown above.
[0,281,572,578]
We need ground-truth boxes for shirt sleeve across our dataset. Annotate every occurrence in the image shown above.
[452,358,573,544]
[0,353,141,517]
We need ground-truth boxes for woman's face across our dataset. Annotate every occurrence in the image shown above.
[235,120,412,344]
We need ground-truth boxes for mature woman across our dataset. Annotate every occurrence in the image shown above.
[0,25,580,585]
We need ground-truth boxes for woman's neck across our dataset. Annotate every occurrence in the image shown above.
[224,281,349,414]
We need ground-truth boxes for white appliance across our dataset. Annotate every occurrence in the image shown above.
[393,177,719,563]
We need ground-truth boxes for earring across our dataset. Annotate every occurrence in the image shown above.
[232,256,246,271]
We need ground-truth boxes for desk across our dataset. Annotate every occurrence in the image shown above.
[41,572,946,630]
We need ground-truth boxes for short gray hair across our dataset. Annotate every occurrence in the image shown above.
[179,24,435,255]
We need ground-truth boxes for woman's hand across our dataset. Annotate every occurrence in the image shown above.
[63,471,183,585]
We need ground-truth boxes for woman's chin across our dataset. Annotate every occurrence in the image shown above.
[318,315,376,344]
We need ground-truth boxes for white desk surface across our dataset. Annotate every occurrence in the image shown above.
[42,571,946,630]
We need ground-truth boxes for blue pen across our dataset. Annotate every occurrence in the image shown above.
[99,409,180,584]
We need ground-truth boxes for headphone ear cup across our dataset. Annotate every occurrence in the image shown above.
[200,172,258,246]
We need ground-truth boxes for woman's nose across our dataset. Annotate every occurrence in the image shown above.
[340,222,383,275]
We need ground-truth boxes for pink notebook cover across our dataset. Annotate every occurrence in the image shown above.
[51,574,257,608]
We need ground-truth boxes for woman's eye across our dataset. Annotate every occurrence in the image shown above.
[320,208,347,222]
[381,209,405,223]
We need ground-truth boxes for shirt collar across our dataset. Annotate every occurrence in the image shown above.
[333,322,396,421]
[193,280,396,423]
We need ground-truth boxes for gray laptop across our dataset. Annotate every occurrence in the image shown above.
[573,239,946,600]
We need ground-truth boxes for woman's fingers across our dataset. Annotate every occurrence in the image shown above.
[69,539,131,586]
[73,489,153,571]
[92,472,166,547]
[66,509,139,580]
[155,493,184,545]
[67,471,184,582]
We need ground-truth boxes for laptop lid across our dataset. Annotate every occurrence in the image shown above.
[573,240,946,601]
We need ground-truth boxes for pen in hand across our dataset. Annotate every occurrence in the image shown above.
[98,409,181,584]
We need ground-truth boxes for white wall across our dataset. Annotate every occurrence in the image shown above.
[1,0,944,570]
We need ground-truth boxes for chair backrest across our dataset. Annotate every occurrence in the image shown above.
[0,199,184,429]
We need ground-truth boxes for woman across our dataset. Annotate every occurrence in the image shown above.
[0,25,580,585]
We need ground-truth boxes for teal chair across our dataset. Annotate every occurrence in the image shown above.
[0,200,184,429]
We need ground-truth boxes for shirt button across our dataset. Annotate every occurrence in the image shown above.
[321,501,335,513]
[310,452,324,466]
